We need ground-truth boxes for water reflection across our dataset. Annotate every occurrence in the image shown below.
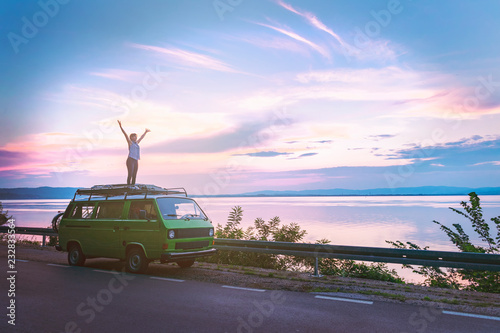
[200,195,500,252]
[2,196,499,283]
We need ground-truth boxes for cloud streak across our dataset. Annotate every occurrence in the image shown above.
[367,134,396,141]
[0,150,26,169]
[89,69,144,82]
[239,66,440,110]
[130,43,238,73]
[147,118,288,154]
[233,151,292,157]
[254,21,330,59]
[277,0,349,49]
[384,136,500,167]
[276,0,400,61]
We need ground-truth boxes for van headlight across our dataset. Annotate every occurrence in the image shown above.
[168,230,175,239]
[209,228,214,237]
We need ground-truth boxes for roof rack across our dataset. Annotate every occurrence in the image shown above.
[72,184,188,201]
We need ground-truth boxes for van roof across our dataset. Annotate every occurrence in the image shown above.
[72,184,188,201]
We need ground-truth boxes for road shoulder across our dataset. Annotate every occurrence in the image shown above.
[2,243,499,317]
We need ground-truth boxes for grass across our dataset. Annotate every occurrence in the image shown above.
[439,298,461,305]
[358,290,407,302]
[310,287,341,293]
[471,302,500,308]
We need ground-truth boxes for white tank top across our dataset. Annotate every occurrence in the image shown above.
[129,142,140,160]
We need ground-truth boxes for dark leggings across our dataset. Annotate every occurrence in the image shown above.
[126,157,138,185]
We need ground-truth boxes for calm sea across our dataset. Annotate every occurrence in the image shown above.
[3,195,500,251]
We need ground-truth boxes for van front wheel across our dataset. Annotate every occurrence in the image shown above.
[176,259,195,268]
[126,248,149,274]
[68,244,86,266]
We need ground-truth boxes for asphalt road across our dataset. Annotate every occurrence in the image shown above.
[1,260,499,333]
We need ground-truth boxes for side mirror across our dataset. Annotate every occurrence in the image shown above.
[139,210,148,220]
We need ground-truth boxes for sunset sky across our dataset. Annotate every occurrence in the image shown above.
[1,0,500,194]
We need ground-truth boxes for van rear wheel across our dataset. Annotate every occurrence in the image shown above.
[68,244,86,266]
[176,259,195,268]
[126,248,149,274]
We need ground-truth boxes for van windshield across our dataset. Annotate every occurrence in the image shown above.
[157,198,207,220]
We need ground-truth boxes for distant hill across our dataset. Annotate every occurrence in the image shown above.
[238,186,500,197]
[0,185,499,199]
[0,187,79,199]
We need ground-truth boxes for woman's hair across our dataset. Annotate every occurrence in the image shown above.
[130,133,137,140]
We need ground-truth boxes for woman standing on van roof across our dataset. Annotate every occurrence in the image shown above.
[117,120,150,185]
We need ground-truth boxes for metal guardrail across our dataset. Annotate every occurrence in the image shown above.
[0,226,57,247]
[214,239,500,272]
[1,227,499,272]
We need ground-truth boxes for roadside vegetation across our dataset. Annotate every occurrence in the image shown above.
[387,192,500,293]
[0,202,12,226]
[200,206,308,270]
[315,238,404,283]
[202,205,404,283]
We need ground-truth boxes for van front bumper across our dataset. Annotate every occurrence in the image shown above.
[161,248,217,262]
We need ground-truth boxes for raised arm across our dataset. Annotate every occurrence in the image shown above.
[117,120,132,146]
[137,128,151,144]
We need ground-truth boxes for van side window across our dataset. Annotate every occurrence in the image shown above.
[129,200,157,220]
[70,203,95,219]
[63,203,74,218]
[96,202,124,219]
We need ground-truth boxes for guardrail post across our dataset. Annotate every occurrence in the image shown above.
[310,257,323,278]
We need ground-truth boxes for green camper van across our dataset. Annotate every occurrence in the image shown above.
[55,184,216,273]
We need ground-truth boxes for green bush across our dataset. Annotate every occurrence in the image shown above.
[48,235,58,247]
[387,192,500,292]
[0,202,13,226]
[202,206,307,270]
[315,238,404,283]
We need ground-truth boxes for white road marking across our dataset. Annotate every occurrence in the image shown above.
[442,310,500,321]
[222,285,266,292]
[315,295,373,305]
[93,269,120,275]
[47,263,69,268]
[150,277,184,283]
[16,259,29,262]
